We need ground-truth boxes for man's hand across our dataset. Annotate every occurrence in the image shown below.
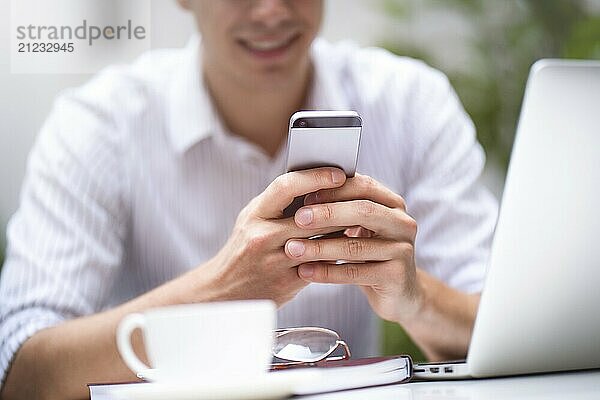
[195,167,349,307]
[282,173,481,361]
[283,173,422,323]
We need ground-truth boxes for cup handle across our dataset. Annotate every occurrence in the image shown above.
[117,313,151,376]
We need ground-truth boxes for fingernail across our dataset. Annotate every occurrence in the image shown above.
[299,265,314,278]
[287,240,305,257]
[331,169,345,185]
[304,192,318,205]
[295,208,313,226]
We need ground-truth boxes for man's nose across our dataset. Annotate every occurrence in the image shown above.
[249,0,293,29]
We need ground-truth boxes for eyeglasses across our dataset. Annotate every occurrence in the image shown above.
[271,326,351,369]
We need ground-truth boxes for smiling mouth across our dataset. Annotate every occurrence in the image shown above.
[237,33,301,58]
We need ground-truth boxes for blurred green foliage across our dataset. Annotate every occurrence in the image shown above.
[381,0,600,170]
[380,0,599,360]
[382,320,426,362]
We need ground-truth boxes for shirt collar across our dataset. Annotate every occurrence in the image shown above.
[167,37,350,154]
[307,38,352,111]
[167,35,218,154]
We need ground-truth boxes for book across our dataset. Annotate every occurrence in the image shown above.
[89,356,412,399]
[292,356,412,395]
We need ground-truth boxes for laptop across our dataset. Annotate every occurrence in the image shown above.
[414,59,600,380]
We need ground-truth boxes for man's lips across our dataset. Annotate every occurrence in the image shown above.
[237,33,301,58]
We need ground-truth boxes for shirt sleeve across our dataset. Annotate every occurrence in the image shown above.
[403,66,499,293]
[0,88,129,388]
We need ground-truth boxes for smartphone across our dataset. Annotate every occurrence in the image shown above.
[283,111,362,218]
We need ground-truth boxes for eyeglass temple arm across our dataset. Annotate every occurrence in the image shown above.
[324,340,351,361]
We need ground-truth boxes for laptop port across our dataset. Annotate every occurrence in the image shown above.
[429,367,440,373]
[444,366,454,373]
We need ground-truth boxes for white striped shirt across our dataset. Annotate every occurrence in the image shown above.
[0,36,498,386]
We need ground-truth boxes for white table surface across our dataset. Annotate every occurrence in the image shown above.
[301,370,600,400]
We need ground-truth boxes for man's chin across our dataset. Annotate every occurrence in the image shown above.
[247,72,301,92]
[239,61,310,92]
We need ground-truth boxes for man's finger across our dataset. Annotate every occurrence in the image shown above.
[284,237,403,262]
[255,168,347,218]
[304,173,406,211]
[297,261,389,285]
[294,200,417,241]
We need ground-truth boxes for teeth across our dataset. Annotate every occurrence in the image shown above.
[246,38,290,51]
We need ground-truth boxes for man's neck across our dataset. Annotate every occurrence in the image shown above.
[203,60,312,158]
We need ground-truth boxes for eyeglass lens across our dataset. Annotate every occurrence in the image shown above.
[273,329,339,362]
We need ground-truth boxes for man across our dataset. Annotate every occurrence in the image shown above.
[0,1,497,399]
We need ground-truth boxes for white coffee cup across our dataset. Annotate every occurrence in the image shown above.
[116,300,276,382]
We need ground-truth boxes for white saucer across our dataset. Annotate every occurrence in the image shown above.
[135,368,160,381]
[112,370,319,400]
